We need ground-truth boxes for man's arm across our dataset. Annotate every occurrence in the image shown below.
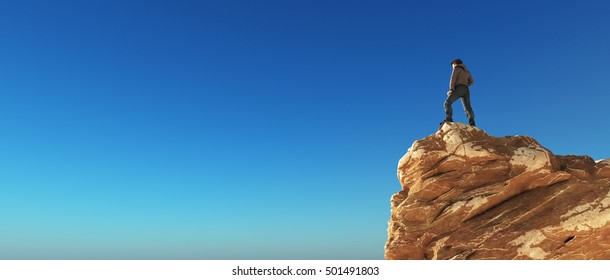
[449,68,458,90]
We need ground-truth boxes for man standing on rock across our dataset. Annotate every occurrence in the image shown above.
[442,59,476,126]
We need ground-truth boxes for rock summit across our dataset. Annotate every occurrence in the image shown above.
[386,122,610,259]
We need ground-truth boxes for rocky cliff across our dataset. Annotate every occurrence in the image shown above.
[385,122,610,260]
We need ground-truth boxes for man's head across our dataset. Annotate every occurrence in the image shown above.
[451,59,463,67]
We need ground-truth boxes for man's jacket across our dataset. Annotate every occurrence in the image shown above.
[449,64,474,90]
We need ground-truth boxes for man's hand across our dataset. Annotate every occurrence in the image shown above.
[447,90,452,96]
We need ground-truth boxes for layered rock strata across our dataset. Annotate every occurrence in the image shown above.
[385,122,610,260]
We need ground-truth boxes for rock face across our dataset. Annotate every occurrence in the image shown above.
[385,122,610,260]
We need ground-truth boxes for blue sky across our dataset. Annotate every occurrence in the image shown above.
[0,0,608,259]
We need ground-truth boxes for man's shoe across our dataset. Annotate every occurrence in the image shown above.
[440,119,453,126]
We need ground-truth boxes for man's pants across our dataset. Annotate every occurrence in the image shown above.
[444,85,475,125]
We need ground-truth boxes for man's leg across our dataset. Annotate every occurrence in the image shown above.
[461,90,476,126]
[444,90,461,122]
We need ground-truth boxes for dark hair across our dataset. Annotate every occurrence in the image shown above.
[451,59,463,65]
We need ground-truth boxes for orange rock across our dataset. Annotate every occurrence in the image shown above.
[385,122,610,260]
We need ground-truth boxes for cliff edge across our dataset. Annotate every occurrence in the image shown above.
[386,122,610,259]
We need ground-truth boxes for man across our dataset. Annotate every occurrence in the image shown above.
[442,59,476,126]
